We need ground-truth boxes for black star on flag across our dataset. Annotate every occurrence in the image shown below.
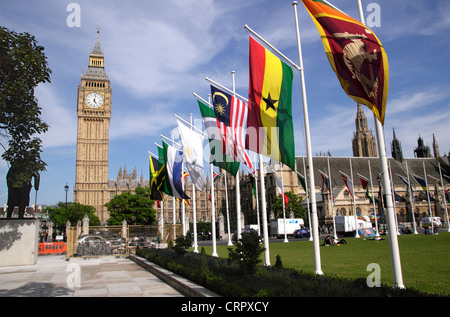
[263,92,278,111]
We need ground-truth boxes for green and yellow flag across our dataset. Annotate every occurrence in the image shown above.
[247,36,295,171]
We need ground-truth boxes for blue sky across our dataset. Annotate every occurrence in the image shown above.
[1,0,449,206]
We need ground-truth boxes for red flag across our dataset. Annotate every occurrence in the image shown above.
[302,0,389,124]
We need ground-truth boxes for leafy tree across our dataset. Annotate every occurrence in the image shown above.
[1,27,51,217]
[45,202,100,228]
[272,191,306,219]
[105,186,156,225]
[228,230,265,275]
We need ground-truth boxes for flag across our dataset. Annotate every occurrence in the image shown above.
[247,36,295,171]
[413,174,431,200]
[177,120,206,192]
[211,85,254,172]
[296,171,309,198]
[274,173,289,205]
[397,174,414,202]
[213,171,221,183]
[319,170,334,202]
[302,0,389,124]
[149,155,163,201]
[358,174,373,203]
[156,143,171,198]
[340,171,354,198]
[198,99,240,176]
[249,174,257,198]
[163,141,190,200]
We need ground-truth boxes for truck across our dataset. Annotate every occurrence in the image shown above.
[335,215,373,236]
[270,218,304,238]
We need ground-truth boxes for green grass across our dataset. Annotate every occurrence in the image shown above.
[193,232,450,295]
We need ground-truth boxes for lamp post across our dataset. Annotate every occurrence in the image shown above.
[64,183,69,223]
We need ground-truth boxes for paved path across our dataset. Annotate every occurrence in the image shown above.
[0,255,183,297]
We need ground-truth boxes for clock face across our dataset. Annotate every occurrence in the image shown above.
[86,92,104,109]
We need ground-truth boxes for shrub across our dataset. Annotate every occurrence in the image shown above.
[227,231,265,275]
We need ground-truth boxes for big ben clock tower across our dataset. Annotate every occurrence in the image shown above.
[73,25,111,223]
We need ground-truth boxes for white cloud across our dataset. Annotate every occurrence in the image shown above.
[37,84,77,148]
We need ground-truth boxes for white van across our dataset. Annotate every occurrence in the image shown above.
[421,217,441,228]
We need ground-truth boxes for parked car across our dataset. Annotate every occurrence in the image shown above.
[78,235,109,244]
[293,228,310,238]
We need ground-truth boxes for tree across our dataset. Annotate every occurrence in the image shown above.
[105,187,156,225]
[0,27,51,217]
[228,230,265,275]
[45,202,100,228]
[272,191,306,219]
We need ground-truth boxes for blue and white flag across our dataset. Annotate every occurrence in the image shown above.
[163,141,190,200]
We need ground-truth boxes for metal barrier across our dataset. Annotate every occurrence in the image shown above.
[38,242,67,254]
[65,224,183,260]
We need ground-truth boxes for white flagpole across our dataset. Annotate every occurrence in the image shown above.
[190,113,199,253]
[210,163,218,257]
[356,0,404,289]
[205,94,218,257]
[280,163,289,243]
[388,160,400,235]
[254,156,261,236]
[438,162,450,232]
[326,156,338,240]
[224,171,233,245]
[422,162,434,234]
[149,150,165,243]
[405,161,418,234]
[231,71,243,241]
[260,153,270,266]
[302,157,313,241]
[368,160,380,236]
[349,158,360,238]
[293,1,322,275]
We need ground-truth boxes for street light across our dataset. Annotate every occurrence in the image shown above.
[64,183,69,223]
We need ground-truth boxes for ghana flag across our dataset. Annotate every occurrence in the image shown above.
[302,0,389,124]
[247,36,295,171]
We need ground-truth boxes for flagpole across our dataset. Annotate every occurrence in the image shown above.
[224,170,233,245]
[293,1,322,275]
[422,161,434,234]
[190,113,199,253]
[182,163,186,236]
[255,156,261,236]
[368,160,380,236]
[210,163,218,257]
[302,156,313,241]
[327,156,338,240]
[280,163,289,243]
[438,162,450,232]
[388,160,400,235]
[356,0,404,289]
[260,153,270,266]
[405,161,418,234]
[231,71,243,241]
[349,158,360,238]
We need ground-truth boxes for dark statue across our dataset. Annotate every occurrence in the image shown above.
[6,164,40,219]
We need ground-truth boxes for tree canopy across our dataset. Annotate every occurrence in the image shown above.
[105,187,156,225]
[272,191,306,219]
[45,202,100,228]
[0,26,51,187]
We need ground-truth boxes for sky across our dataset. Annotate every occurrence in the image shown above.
[0,0,449,206]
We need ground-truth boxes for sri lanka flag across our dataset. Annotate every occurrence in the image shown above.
[247,36,295,171]
[302,0,389,125]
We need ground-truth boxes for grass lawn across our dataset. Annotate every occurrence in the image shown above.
[194,232,450,295]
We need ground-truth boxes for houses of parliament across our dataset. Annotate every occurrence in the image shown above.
[74,29,450,229]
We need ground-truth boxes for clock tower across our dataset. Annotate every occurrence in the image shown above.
[73,26,111,223]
